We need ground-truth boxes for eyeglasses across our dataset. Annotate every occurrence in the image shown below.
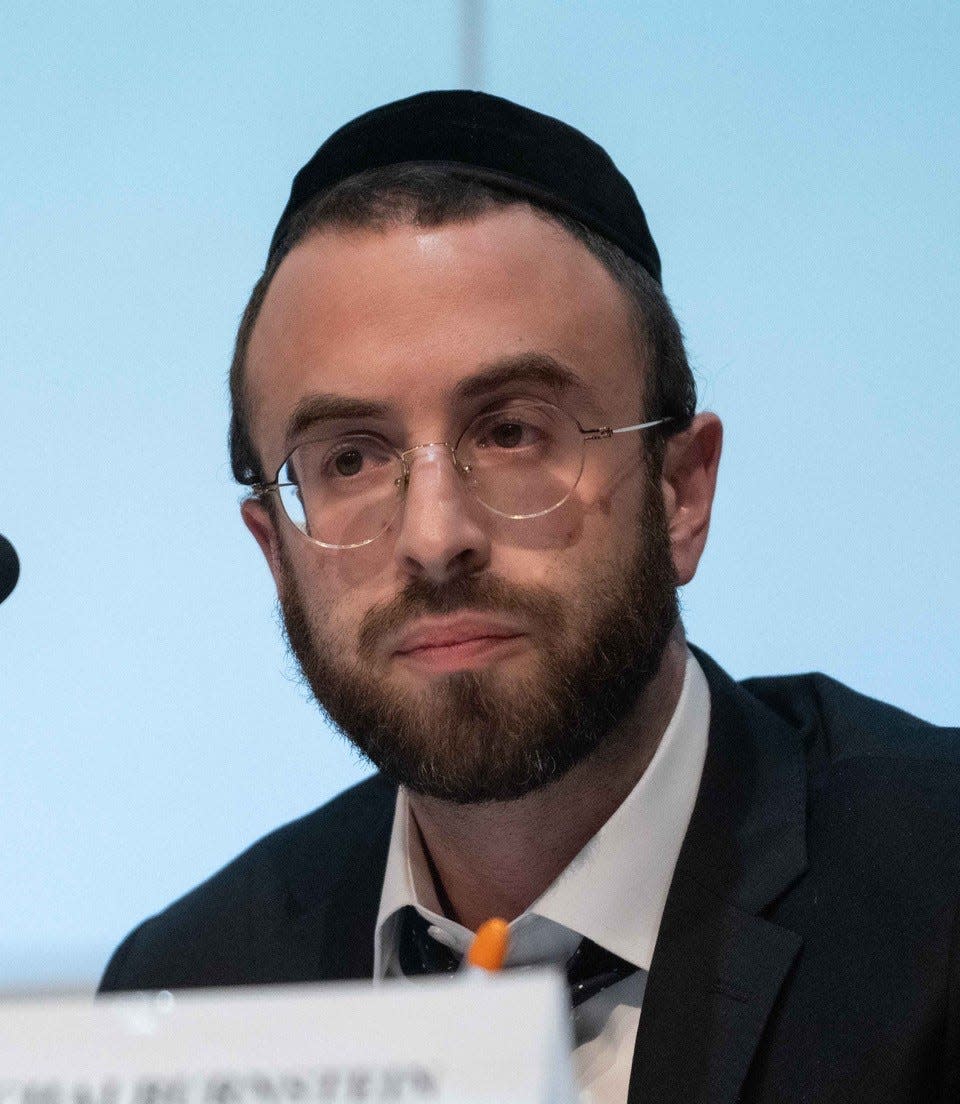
[252,399,672,550]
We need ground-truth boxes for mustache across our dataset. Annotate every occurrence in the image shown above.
[357,574,566,659]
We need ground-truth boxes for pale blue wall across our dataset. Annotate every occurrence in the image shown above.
[1,1,957,990]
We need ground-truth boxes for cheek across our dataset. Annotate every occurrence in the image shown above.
[483,479,645,588]
[574,468,648,554]
[486,508,583,554]
[280,510,396,594]
[279,540,354,637]
[325,533,398,591]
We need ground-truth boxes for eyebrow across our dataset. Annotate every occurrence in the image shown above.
[283,352,597,448]
[285,394,393,448]
[452,352,598,405]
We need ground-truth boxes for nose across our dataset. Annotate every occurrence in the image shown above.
[393,443,491,584]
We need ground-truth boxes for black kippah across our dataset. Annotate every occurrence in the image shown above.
[269,90,662,286]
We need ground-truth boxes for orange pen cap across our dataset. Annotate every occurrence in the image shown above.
[466,917,510,971]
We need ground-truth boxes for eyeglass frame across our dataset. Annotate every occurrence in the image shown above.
[251,405,675,550]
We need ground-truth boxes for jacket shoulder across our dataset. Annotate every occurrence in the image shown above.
[99,773,396,993]
[739,668,960,766]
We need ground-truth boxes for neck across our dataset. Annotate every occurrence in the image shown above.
[407,627,689,931]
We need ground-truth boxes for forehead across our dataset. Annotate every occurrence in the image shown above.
[245,205,643,465]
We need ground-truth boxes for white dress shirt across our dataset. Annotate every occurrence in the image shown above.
[374,649,710,1104]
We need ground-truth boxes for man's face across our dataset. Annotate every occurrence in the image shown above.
[242,205,680,801]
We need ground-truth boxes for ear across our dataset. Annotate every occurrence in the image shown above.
[241,497,285,592]
[660,413,722,586]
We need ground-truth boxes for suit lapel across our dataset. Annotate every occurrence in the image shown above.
[250,778,396,985]
[629,873,801,1104]
[628,649,808,1104]
[252,858,387,984]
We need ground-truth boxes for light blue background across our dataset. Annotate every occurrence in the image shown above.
[1,2,957,991]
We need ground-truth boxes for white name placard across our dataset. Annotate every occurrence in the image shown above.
[0,972,576,1104]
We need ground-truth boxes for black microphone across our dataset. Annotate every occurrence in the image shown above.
[0,535,20,605]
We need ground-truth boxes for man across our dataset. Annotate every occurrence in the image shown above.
[101,92,960,1102]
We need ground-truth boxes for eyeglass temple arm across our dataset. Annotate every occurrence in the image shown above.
[581,416,673,441]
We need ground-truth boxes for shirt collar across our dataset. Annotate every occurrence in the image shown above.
[374,648,710,978]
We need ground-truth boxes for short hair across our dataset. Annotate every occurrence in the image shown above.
[228,165,696,486]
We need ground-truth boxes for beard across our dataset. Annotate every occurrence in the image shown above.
[277,481,679,803]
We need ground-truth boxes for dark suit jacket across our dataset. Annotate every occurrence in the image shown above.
[101,650,960,1102]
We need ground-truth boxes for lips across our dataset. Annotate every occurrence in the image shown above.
[392,615,525,658]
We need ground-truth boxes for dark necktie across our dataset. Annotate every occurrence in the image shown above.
[397,906,636,1008]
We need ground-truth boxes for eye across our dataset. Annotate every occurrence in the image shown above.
[475,414,545,451]
[321,436,394,480]
[285,435,395,492]
[491,421,527,448]
[331,446,364,477]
